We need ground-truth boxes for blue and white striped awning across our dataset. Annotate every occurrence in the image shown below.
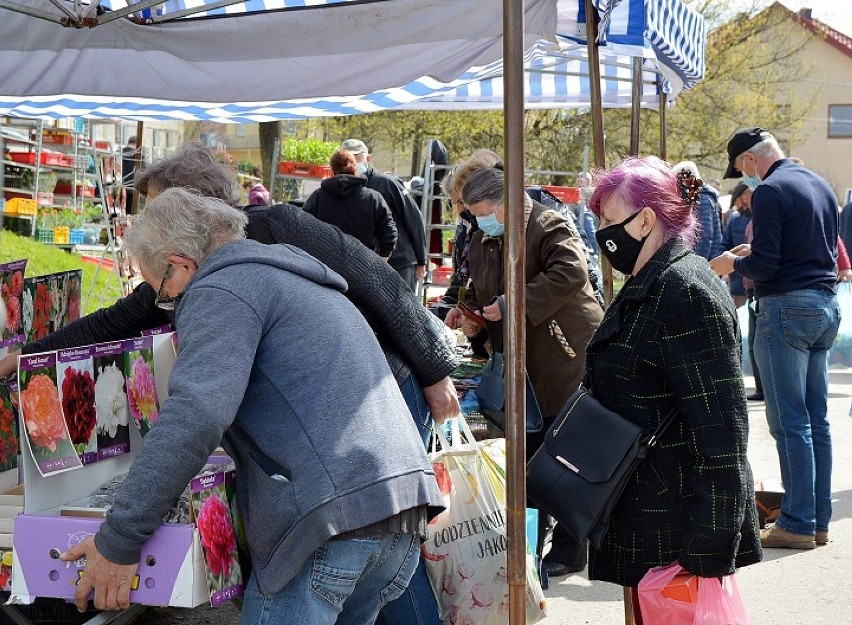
[0,0,704,120]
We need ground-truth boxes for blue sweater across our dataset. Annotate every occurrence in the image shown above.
[96,240,443,594]
[734,159,838,298]
[722,210,751,296]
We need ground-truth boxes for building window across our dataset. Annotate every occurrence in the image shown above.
[828,105,852,138]
[236,125,246,137]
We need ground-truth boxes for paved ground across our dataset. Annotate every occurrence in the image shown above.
[136,367,852,624]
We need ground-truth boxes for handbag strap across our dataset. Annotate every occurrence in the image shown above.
[644,406,678,448]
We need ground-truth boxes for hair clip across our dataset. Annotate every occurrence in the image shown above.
[676,168,703,211]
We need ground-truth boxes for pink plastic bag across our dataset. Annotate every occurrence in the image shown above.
[638,563,750,625]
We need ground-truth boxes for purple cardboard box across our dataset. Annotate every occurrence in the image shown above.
[11,515,208,607]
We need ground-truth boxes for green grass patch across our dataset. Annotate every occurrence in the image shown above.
[0,230,125,315]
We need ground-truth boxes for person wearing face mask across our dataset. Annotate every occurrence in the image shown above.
[445,166,603,580]
[586,156,761,622]
[710,127,840,551]
[340,139,427,291]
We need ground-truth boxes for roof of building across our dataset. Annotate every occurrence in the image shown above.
[772,2,852,59]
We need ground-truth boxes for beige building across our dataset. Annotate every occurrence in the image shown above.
[771,4,852,203]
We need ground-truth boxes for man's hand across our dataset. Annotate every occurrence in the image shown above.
[60,537,139,612]
[415,265,427,280]
[839,269,852,282]
[709,251,739,277]
[729,243,752,257]
[422,377,460,424]
[0,350,20,379]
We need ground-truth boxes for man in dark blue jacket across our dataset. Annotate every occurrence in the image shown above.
[711,127,840,551]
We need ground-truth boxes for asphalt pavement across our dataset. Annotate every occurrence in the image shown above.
[136,367,852,625]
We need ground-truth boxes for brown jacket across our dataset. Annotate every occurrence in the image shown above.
[465,201,603,418]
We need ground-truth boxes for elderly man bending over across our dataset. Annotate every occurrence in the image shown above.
[62,189,444,625]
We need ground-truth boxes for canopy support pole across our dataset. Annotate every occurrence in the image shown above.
[658,80,668,160]
[503,0,527,623]
[585,0,611,305]
[132,121,143,215]
[629,56,642,156]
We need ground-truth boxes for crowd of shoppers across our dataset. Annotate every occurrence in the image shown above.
[5,126,851,624]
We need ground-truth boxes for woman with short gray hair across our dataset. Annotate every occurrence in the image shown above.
[446,165,604,579]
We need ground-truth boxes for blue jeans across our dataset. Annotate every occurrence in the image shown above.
[754,289,840,535]
[240,534,420,625]
[375,375,441,625]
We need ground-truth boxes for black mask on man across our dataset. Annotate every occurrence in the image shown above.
[594,210,648,275]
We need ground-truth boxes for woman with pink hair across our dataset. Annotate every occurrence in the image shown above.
[583,156,761,622]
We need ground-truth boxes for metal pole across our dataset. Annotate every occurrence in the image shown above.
[658,80,668,160]
[629,56,642,157]
[503,0,527,623]
[585,0,612,305]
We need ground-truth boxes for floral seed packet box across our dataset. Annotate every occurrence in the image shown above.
[17,353,83,477]
[0,259,28,348]
[189,469,244,607]
[123,337,159,436]
[92,341,131,460]
[57,347,98,465]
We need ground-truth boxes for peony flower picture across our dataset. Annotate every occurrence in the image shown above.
[190,470,244,606]
[58,347,98,464]
[17,353,83,476]
[0,381,19,473]
[92,343,131,461]
[123,337,159,436]
[0,259,28,348]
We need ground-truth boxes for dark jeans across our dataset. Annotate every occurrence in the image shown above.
[747,295,763,392]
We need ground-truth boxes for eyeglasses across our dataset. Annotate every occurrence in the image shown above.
[155,264,180,311]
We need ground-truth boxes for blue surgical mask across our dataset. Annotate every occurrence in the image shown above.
[356,161,368,175]
[477,212,504,237]
[742,173,761,190]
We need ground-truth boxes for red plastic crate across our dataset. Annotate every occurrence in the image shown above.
[542,185,580,205]
[54,183,95,198]
[8,151,66,167]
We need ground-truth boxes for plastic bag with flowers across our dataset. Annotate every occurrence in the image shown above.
[0,259,27,348]
[424,417,547,625]
[123,337,160,436]
[0,380,19,473]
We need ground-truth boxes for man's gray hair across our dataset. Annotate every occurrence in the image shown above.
[462,167,504,206]
[134,143,241,206]
[124,188,247,276]
[747,136,783,159]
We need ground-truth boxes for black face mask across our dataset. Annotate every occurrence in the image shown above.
[594,210,648,275]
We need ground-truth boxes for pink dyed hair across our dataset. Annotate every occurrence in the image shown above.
[588,156,699,249]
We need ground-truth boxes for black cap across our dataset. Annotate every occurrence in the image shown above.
[724,127,773,179]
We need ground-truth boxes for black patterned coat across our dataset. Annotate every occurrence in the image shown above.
[586,238,762,588]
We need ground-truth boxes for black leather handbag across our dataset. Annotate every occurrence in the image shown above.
[526,388,677,549]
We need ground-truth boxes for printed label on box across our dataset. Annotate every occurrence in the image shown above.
[124,337,160,437]
[91,342,131,460]
[17,353,83,476]
[190,470,244,607]
[0,259,28,348]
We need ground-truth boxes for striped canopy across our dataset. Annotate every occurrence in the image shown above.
[0,0,705,120]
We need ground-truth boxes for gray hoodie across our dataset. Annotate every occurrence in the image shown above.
[95,240,443,594]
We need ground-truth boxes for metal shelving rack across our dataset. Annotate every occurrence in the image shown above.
[1,118,45,237]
